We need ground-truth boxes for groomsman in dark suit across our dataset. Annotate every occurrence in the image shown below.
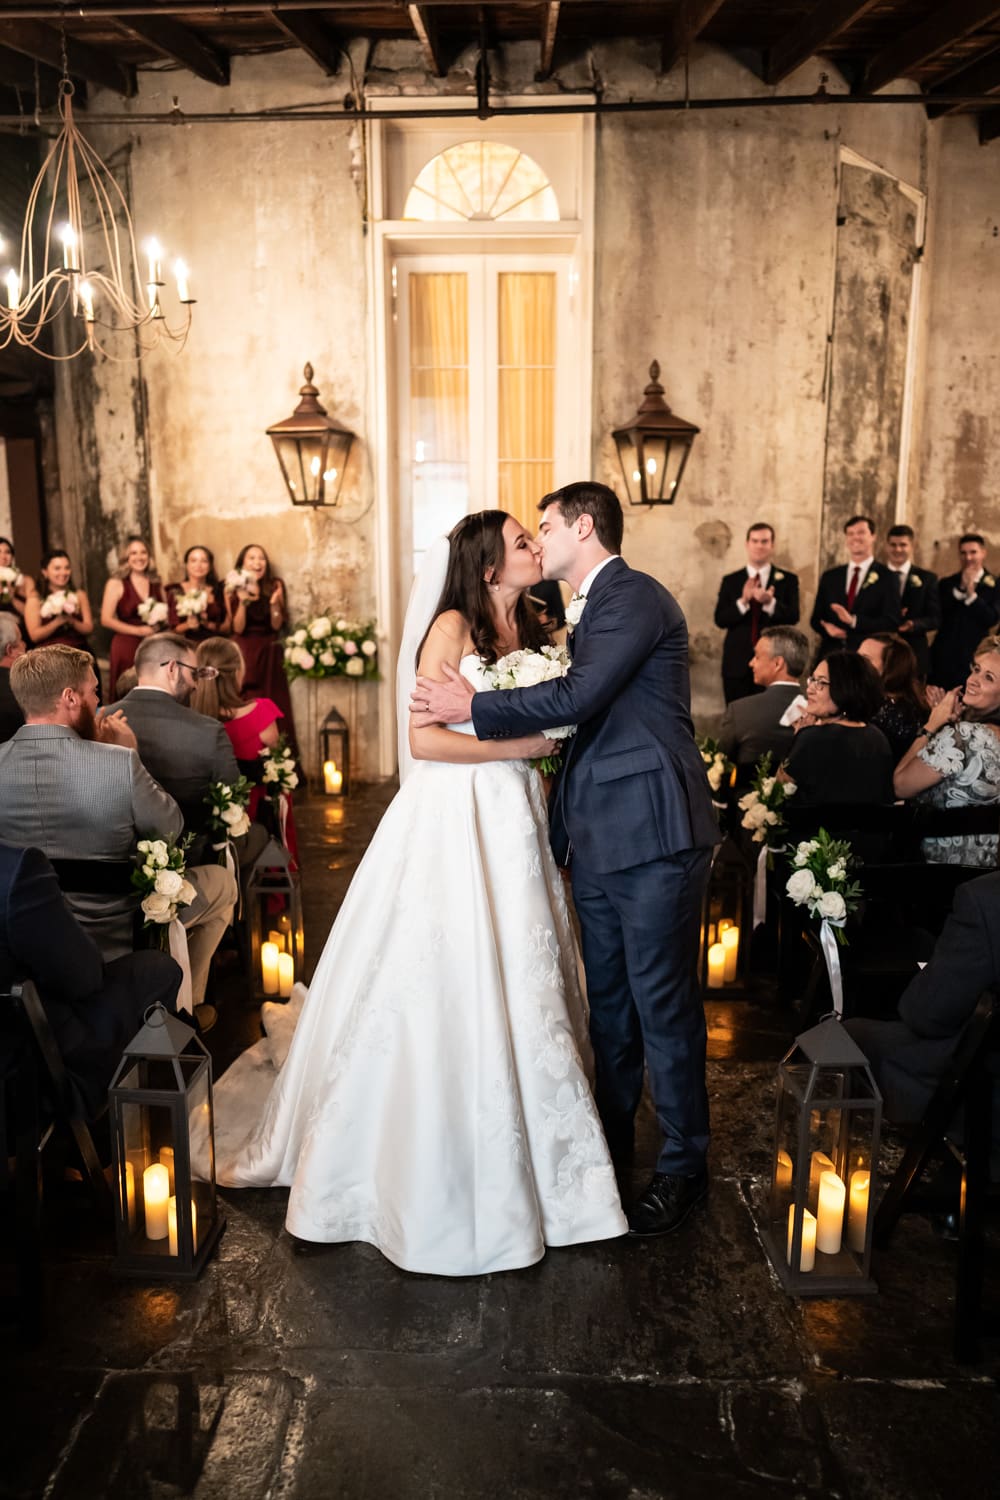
[929,532,1000,691]
[713,523,800,703]
[883,524,940,679]
[811,514,902,660]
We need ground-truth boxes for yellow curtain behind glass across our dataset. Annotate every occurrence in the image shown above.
[498,272,555,530]
[410,272,469,467]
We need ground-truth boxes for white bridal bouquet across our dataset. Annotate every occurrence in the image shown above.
[138,596,170,628]
[738,752,797,848]
[484,645,575,774]
[283,616,379,681]
[174,588,208,620]
[132,836,196,946]
[39,589,79,619]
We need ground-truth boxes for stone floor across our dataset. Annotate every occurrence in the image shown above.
[7,787,999,1500]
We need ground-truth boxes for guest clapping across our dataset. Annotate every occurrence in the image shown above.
[781,651,894,805]
[25,549,95,648]
[893,636,1000,868]
[0,613,26,742]
[226,543,297,748]
[100,535,167,691]
[167,545,230,641]
[858,632,928,761]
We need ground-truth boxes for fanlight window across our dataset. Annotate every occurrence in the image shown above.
[403,141,559,223]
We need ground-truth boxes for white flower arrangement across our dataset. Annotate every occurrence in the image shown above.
[283,616,379,681]
[483,645,576,774]
[564,594,587,629]
[174,588,208,619]
[0,565,21,604]
[132,835,196,943]
[784,828,862,946]
[260,734,299,795]
[138,597,169,627]
[205,776,253,859]
[737,752,797,848]
[39,589,79,620]
[224,568,253,593]
[696,736,734,800]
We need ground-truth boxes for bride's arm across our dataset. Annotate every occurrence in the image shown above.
[409,614,556,766]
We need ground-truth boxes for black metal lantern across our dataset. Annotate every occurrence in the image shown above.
[700,841,749,994]
[761,1019,882,1297]
[109,1005,224,1280]
[267,362,356,509]
[612,360,700,506]
[319,707,350,796]
[246,836,305,1001]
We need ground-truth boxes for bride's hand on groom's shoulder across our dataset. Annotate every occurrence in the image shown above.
[411,664,474,724]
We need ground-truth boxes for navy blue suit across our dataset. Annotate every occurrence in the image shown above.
[471,556,719,1174]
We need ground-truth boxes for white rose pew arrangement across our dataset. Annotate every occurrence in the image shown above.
[483,645,576,774]
[131,836,197,1014]
[696,735,735,812]
[260,734,299,844]
[204,777,252,878]
[784,829,862,1018]
[738,752,797,929]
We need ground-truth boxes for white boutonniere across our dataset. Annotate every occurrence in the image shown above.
[773,570,784,582]
[910,574,923,588]
[565,594,587,628]
[984,574,996,588]
[863,570,879,588]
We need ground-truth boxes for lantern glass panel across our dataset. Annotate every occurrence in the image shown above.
[639,435,670,501]
[614,431,640,506]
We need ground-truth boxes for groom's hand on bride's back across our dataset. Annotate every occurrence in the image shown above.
[411,662,475,725]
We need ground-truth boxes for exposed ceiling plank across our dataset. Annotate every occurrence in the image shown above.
[0,41,64,94]
[927,45,1000,116]
[864,0,1000,94]
[408,4,445,77]
[539,2,560,80]
[764,1,880,87]
[120,15,230,86]
[0,19,133,96]
[269,8,342,75]
[661,0,727,76]
[979,105,1000,141]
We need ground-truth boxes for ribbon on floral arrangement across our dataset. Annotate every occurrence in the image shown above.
[819,917,845,1018]
[277,792,290,851]
[212,837,241,917]
[753,846,768,929]
[167,919,194,1015]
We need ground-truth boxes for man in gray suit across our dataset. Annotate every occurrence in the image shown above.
[0,645,233,1030]
[717,625,808,774]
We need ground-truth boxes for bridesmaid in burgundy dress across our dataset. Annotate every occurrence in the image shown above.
[226,542,297,751]
[24,548,99,688]
[100,536,167,696]
[167,544,230,642]
[0,536,34,629]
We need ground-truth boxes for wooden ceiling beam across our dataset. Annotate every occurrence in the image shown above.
[764,1,880,87]
[864,0,1000,94]
[927,45,1000,117]
[269,8,342,76]
[539,2,560,80]
[0,18,133,96]
[119,15,230,86]
[408,5,446,77]
[661,0,727,77]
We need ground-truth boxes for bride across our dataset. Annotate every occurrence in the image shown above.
[213,510,627,1275]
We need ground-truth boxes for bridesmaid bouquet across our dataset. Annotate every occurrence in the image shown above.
[40,589,79,619]
[174,587,209,620]
[138,597,170,628]
[224,568,253,594]
[484,645,575,774]
[0,565,21,604]
[283,616,379,681]
[132,835,196,947]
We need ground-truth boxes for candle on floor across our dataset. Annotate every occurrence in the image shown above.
[123,1160,136,1232]
[261,941,280,995]
[816,1169,846,1254]
[323,760,343,794]
[808,1149,835,1205]
[167,1195,198,1257]
[159,1145,175,1194]
[143,1163,170,1240]
[268,928,284,952]
[721,925,739,983]
[847,1170,870,1253]
[775,1149,793,1193]
[707,942,726,989]
[787,1205,816,1272]
[278,952,294,998]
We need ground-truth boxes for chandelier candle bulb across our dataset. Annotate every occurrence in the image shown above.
[79,280,95,323]
[143,1163,170,1240]
[278,952,294,998]
[707,942,726,988]
[60,223,78,271]
[261,941,280,995]
[146,238,162,285]
[721,925,739,982]
[847,1170,871,1252]
[816,1169,846,1254]
[6,270,19,312]
[174,259,191,303]
[787,1206,817,1272]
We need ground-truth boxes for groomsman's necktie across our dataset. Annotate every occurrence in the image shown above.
[749,572,761,645]
[846,565,861,611]
[893,568,906,599]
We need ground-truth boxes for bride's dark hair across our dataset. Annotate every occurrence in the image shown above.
[418,510,547,666]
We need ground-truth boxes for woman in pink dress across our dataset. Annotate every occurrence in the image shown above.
[100,536,167,695]
[192,635,298,865]
[167,544,230,642]
[225,542,297,752]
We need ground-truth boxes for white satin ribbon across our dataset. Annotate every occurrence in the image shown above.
[753,846,768,929]
[819,917,845,1018]
[167,918,194,1015]
[278,792,290,850]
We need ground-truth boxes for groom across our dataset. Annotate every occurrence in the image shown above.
[412,482,719,1234]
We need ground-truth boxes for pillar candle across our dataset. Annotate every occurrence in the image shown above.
[718,918,732,935]
[847,1170,870,1253]
[123,1159,136,1232]
[721,925,739,982]
[706,922,716,947]
[816,1169,846,1254]
[775,1149,793,1193]
[167,1195,198,1257]
[707,943,726,988]
[808,1149,835,1205]
[143,1163,170,1240]
[786,1205,816,1272]
[261,941,280,995]
[278,952,294,998]
[268,928,284,952]
[323,760,343,794]
[159,1145,175,1194]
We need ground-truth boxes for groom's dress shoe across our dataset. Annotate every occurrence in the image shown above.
[627,1170,708,1237]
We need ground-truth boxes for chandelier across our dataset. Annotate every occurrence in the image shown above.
[0,81,195,362]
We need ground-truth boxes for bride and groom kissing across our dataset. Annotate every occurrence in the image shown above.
[213,481,718,1277]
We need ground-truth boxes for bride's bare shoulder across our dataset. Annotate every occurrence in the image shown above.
[427,609,470,643]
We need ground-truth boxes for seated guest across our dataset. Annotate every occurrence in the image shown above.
[858,632,928,761]
[0,645,231,1031]
[781,651,894,806]
[846,871,1000,1177]
[0,613,26,742]
[0,842,181,1120]
[894,636,1000,868]
[718,625,808,773]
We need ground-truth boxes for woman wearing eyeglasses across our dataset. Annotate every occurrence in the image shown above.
[893,636,1000,867]
[780,651,894,806]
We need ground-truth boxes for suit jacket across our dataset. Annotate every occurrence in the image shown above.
[0,667,23,742]
[717,681,801,769]
[810,562,902,657]
[891,565,940,676]
[0,724,182,957]
[929,569,1000,690]
[470,557,719,873]
[713,566,800,678]
[106,688,241,862]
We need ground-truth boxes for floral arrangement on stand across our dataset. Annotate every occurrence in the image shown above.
[132,836,196,946]
[137,596,170,629]
[0,566,22,606]
[39,589,79,620]
[784,828,863,1017]
[205,778,252,866]
[283,616,379,682]
[174,587,209,621]
[484,645,576,774]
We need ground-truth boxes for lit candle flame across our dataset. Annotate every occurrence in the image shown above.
[146,237,162,284]
[60,223,78,270]
[79,280,95,322]
[5,269,20,311]
[173,258,190,302]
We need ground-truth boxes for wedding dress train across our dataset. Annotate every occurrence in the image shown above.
[213,657,627,1275]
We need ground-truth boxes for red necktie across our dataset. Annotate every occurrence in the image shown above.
[846,566,861,611]
[749,574,762,645]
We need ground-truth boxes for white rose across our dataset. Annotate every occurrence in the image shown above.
[137,840,151,853]
[343,640,358,655]
[827,861,846,881]
[707,764,724,792]
[150,840,169,866]
[737,792,756,812]
[309,616,332,640]
[786,869,819,905]
[142,864,156,880]
[177,879,196,906]
[345,657,365,676]
[292,646,315,671]
[760,776,776,798]
[285,771,299,789]
[336,618,347,630]
[229,810,252,837]
[320,650,335,667]
[361,640,377,657]
[332,635,344,647]
[745,802,769,829]
[222,803,246,828]
[141,892,174,923]
[564,595,587,628]
[261,761,279,783]
[154,869,184,898]
[782,778,797,798]
[818,890,847,921]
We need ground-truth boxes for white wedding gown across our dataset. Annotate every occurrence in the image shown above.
[213,656,627,1275]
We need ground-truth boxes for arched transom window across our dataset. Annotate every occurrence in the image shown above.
[403,141,559,222]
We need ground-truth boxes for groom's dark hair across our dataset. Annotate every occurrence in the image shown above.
[538,482,624,555]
